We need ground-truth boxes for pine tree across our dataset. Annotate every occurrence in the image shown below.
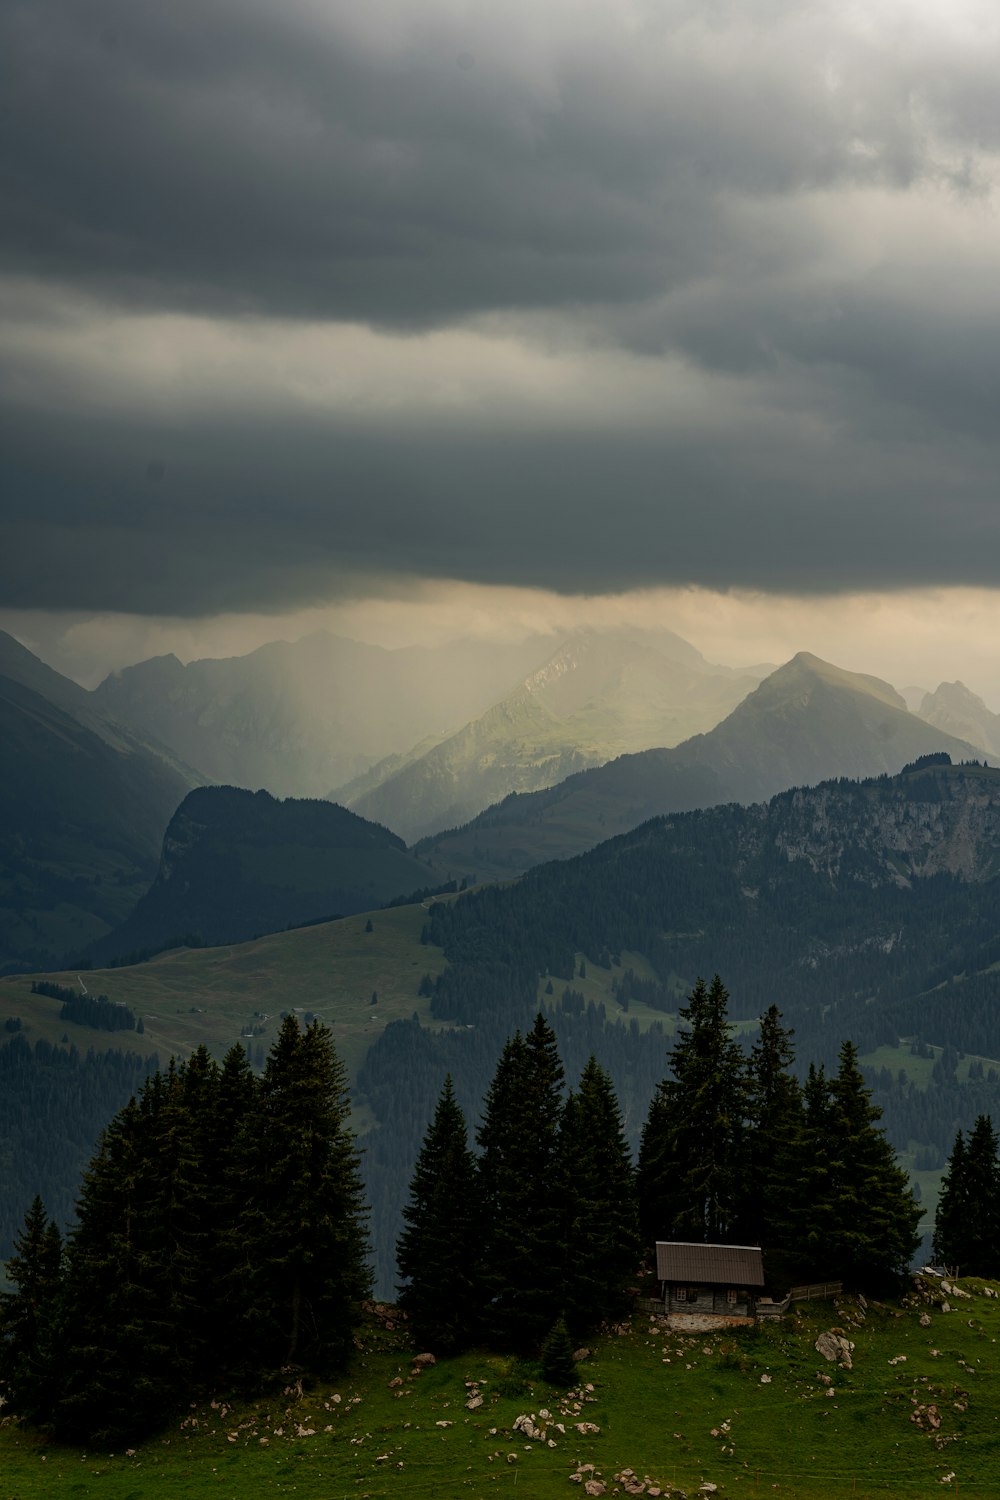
[556,1057,640,1338]
[477,1014,565,1350]
[237,1017,371,1376]
[0,1197,64,1424]
[934,1115,1000,1276]
[397,1076,481,1353]
[637,976,748,1245]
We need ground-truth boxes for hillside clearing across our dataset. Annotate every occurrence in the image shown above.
[3,1277,1000,1498]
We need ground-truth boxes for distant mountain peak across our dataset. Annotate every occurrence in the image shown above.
[919,680,1000,760]
[746,652,907,711]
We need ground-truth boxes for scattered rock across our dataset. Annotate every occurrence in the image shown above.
[584,1482,606,1497]
[466,1395,483,1410]
[911,1404,941,1431]
[920,1314,932,1327]
[388,1376,403,1388]
[574,1348,591,1361]
[413,1352,436,1368]
[815,1331,854,1369]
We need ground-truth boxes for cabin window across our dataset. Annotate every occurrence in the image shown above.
[686,1289,698,1303]
[726,1289,738,1304]
[676,1287,686,1302]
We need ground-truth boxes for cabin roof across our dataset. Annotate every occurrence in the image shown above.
[655,1241,765,1287]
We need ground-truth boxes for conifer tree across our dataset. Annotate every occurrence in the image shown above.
[934,1115,1000,1276]
[825,1041,921,1288]
[637,976,748,1245]
[397,1076,481,1353]
[540,1315,577,1386]
[199,1044,259,1379]
[56,1095,167,1441]
[236,1017,370,1376]
[743,1006,804,1250]
[0,1197,64,1424]
[556,1057,640,1338]
[477,1014,565,1349]
[764,1061,829,1282]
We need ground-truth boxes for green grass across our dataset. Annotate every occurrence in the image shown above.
[4,1277,1000,1498]
[0,899,454,1085]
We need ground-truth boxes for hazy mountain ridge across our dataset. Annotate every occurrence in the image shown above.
[346,629,766,841]
[92,631,565,798]
[0,652,200,973]
[419,652,986,880]
[88,785,441,962]
[917,679,1000,760]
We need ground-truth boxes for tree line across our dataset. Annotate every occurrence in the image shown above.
[933,1114,1000,1275]
[396,979,921,1358]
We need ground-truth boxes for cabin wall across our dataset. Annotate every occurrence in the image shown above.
[663,1284,753,1318]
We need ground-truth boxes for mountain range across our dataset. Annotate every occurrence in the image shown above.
[92,631,570,799]
[1,622,994,977]
[339,627,765,841]
[419,652,987,880]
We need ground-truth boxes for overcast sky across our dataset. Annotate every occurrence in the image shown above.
[5,0,1000,693]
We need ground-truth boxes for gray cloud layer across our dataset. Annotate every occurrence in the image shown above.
[4,0,1000,614]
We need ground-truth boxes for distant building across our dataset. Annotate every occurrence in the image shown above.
[654,1241,765,1318]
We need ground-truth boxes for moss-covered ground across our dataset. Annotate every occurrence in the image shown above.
[3,1276,999,1499]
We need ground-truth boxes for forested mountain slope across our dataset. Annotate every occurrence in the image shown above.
[89,786,441,962]
[420,652,984,880]
[424,757,1000,1058]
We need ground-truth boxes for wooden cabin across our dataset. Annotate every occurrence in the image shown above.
[654,1241,765,1318]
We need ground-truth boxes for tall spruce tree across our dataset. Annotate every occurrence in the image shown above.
[934,1115,1000,1276]
[766,1049,921,1289]
[236,1017,370,1376]
[0,1196,64,1425]
[743,1006,804,1252]
[477,1014,565,1350]
[198,1044,259,1380]
[396,1076,481,1353]
[637,975,748,1245]
[56,1093,168,1441]
[556,1057,640,1338]
[811,1042,921,1289]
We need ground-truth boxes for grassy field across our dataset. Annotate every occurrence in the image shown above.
[3,1276,999,1499]
[0,901,455,1085]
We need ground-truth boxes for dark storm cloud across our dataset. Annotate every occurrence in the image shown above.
[0,0,969,325]
[3,391,998,617]
[5,0,1000,614]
